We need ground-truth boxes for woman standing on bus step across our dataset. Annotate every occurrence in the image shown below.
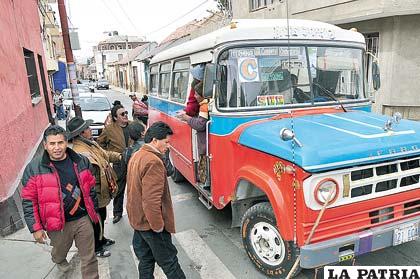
[178,72,209,185]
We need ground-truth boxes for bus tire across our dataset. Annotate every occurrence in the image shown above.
[241,202,300,278]
[171,167,185,183]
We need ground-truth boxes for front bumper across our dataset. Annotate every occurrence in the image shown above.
[300,216,420,268]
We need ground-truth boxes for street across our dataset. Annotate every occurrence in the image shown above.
[4,88,419,279]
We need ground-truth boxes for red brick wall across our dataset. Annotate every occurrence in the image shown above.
[0,0,52,200]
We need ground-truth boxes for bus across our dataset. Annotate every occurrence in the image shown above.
[147,19,420,277]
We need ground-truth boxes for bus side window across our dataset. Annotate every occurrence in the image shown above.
[159,62,171,99]
[149,65,159,96]
[171,60,190,103]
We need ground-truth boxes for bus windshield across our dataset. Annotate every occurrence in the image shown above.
[217,46,364,110]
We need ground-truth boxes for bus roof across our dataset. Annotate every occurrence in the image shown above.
[151,19,366,65]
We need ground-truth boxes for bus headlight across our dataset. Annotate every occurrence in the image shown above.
[314,178,339,206]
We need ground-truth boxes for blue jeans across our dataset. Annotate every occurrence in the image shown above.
[132,230,185,279]
[57,105,65,120]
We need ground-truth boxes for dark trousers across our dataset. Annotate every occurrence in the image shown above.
[113,162,126,217]
[132,230,185,279]
[93,207,107,251]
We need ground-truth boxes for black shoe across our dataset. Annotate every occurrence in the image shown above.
[112,215,122,224]
[103,238,116,247]
[95,248,111,258]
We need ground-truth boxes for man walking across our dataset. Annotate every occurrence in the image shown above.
[97,104,132,224]
[21,125,99,278]
[126,121,185,279]
[68,117,121,257]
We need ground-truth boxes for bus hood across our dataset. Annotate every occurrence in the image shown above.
[238,111,420,172]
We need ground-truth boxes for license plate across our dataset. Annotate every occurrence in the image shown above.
[393,222,419,246]
[91,129,98,135]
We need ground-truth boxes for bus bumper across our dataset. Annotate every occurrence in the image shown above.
[299,215,420,268]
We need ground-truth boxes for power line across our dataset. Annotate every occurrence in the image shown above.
[115,0,141,35]
[144,0,210,37]
[100,0,125,27]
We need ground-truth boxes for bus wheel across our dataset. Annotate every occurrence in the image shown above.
[241,202,300,278]
[171,168,185,183]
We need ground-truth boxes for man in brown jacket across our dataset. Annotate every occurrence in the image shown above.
[126,122,185,279]
[68,117,121,257]
[97,104,132,224]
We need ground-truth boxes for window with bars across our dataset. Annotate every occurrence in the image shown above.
[364,32,379,98]
[250,0,274,11]
[23,48,40,99]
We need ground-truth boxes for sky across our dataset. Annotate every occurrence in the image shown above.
[52,0,219,61]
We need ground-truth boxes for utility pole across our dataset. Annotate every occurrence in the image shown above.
[57,0,82,118]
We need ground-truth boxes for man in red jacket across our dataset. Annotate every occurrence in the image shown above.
[21,125,99,278]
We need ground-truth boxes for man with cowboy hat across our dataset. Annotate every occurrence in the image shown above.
[68,117,122,257]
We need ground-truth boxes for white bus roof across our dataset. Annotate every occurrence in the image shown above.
[151,19,366,65]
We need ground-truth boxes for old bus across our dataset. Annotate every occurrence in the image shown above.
[147,19,420,277]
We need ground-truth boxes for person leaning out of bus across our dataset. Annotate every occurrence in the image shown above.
[184,64,205,117]
[177,76,209,184]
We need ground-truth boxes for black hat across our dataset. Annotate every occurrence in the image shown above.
[67,117,93,140]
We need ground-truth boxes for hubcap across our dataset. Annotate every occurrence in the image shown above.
[249,221,285,266]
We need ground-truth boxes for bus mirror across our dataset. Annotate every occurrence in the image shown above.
[372,60,381,91]
[203,63,216,98]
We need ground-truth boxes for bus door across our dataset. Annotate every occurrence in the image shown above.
[168,60,197,184]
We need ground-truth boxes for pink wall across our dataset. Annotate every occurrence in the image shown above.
[0,0,52,200]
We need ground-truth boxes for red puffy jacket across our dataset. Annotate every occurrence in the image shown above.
[21,149,99,233]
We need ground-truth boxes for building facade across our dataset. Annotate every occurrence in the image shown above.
[230,0,420,119]
[108,42,157,93]
[0,0,55,235]
[38,0,66,94]
[93,32,146,80]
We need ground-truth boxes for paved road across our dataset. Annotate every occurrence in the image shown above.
[95,88,420,278]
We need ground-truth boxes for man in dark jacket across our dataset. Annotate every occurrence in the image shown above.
[21,125,99,278]
[126,122,185,279]
[123,121,146,167]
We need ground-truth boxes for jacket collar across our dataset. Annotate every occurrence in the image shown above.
[41,147,82,166]
[73,136,94,147]
[142,144,163,159]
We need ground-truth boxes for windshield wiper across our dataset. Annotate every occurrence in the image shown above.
[312,81,347,112]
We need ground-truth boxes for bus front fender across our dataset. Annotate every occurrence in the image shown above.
[235,166,295,241]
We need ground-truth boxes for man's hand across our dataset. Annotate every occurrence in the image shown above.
[33,230,47,243]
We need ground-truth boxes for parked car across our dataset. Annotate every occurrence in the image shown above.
[96,79,110,90]
[62,85,93,111]
[67,93,111,138]
[80,80,95,92]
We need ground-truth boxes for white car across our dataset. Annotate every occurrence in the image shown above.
[67,93,111,138]
[62,85,92,109]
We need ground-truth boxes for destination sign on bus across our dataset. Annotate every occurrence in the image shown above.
[230,47,301,58]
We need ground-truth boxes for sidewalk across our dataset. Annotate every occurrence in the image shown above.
[0,226,77,279]
[110,85,144,97]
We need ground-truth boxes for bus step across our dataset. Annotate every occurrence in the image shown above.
[198,192,213,210]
